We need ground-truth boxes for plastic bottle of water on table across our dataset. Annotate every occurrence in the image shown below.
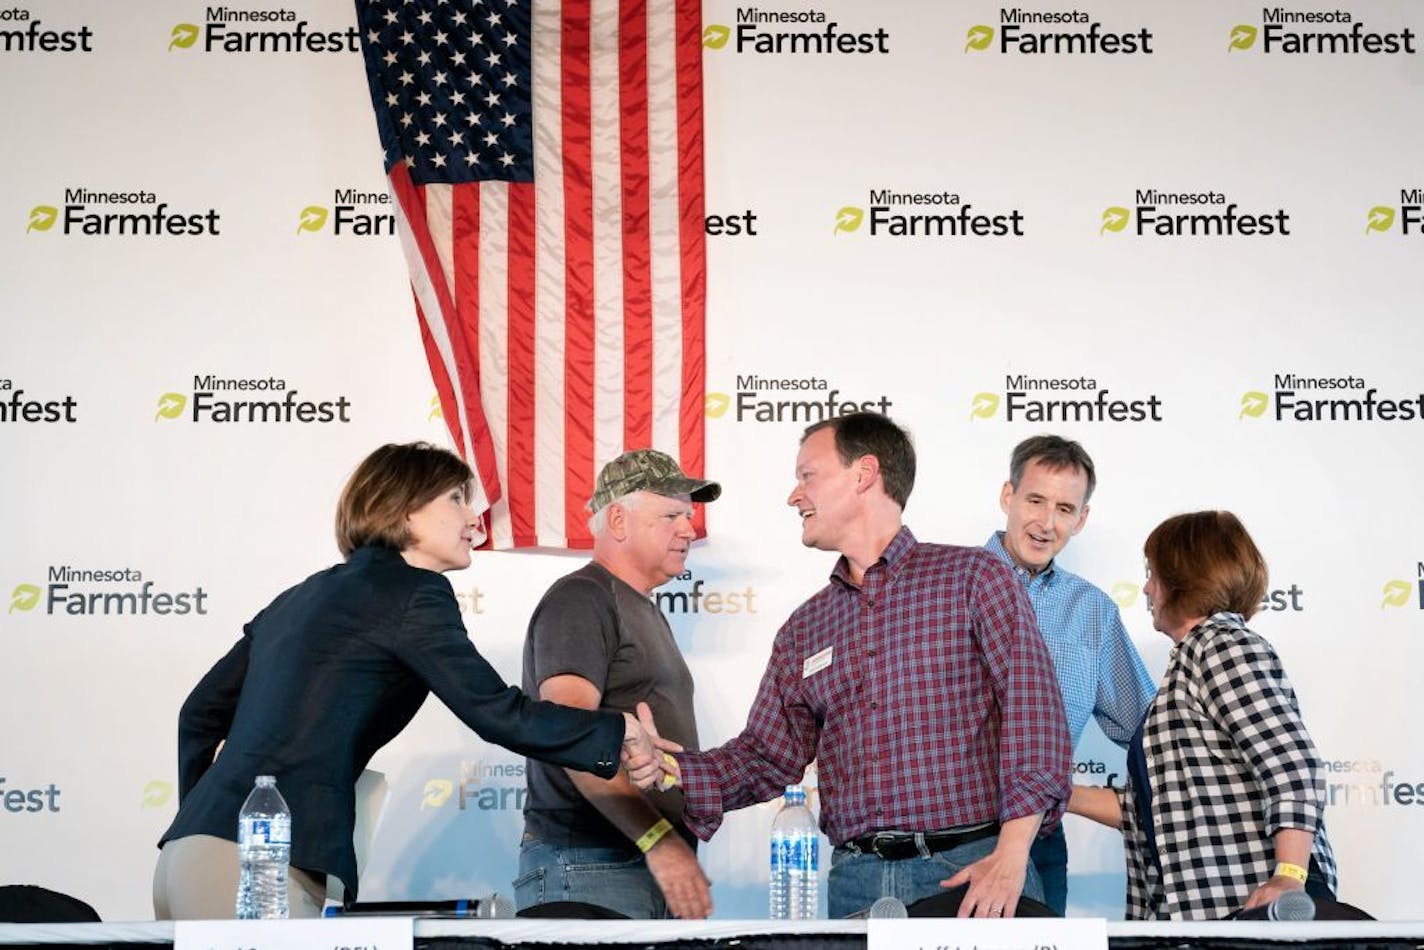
[236,774,292,920]
[769,784,819,919]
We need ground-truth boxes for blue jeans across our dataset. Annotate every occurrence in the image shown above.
[827,832,1043,919]
[514,839,668,919]
[1028,823,1068,916]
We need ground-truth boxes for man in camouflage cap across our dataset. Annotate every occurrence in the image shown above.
[515,449,719,919]
[585,448,721,514]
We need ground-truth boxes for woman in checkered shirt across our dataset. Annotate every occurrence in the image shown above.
[1067,511,1337,920]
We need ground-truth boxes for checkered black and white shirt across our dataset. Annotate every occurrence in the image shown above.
[1121,612,1337,919]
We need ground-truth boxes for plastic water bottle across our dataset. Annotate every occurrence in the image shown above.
[236,775,292,919]
[769,785,819,919]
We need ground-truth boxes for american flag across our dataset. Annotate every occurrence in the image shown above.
[355,0,707,549]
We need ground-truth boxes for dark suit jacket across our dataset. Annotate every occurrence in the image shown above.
[159,545,624,900]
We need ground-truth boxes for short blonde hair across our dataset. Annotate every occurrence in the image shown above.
[335,442,472,557]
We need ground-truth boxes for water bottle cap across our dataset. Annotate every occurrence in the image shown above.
[255,775,277,787]
[784,785,805,803]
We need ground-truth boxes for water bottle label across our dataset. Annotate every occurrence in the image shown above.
[770,832,817,872]
[240,815,291,845]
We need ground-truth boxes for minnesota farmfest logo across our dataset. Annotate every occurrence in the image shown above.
[1099,189,1290,238]
[702,8,889,54]
[0,8,94,51]
[1226,9,1416,55]
[1364,190,1424,236]
[970,374,1164,423]
[964,9,1154,55]
[833,188,1025,238]
[1240,374,1424,422]
[295,188,395,236]
[167,8,359,54]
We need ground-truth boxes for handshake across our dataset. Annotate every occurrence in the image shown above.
[620,702,682,791]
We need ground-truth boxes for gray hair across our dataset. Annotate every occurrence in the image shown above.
[587,490,643,536]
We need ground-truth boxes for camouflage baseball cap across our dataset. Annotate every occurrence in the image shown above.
[587,449,721,512]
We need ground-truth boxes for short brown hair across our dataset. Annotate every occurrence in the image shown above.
[335,442,473,558]
[1144,511,1267,621]
[802,412,916,510]
[1010,434,1097,503]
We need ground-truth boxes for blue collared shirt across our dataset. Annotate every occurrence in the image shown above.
[985,532,1154,748]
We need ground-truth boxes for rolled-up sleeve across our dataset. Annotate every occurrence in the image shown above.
[973,559,1073,829]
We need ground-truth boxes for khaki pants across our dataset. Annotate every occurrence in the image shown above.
[153,835,325,920]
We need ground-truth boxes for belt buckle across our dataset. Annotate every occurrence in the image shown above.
[869,833,903,860]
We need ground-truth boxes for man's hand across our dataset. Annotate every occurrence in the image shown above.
[940,815,1040,918]
[622,703,683,790]
[942,847,1026,918]
[644,833,712,918]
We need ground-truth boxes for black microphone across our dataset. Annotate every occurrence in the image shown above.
[1267,890,1316,921]
[325,895,514,918]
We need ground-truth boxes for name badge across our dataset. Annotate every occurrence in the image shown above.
[802,646,834,678]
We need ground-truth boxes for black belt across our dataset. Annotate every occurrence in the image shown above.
[843,822,1000,861]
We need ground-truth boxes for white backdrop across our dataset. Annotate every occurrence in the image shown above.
[3,0,1423,922]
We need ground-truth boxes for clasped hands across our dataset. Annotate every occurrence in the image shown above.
[621,701,682,790]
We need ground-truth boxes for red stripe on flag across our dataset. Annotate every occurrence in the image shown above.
[416,300,465,456]
[506,182,539,548]
[562,0,597,545]
[674,0,708,537]
[390,163,502,505]
[620,0,653,450]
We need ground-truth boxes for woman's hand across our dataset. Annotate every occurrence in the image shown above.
[622,702,682,790]
[1242,873,1305,911]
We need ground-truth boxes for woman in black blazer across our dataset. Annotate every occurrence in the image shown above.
[153,442,661,919]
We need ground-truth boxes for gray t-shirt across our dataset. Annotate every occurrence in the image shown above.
[521,561,699,850]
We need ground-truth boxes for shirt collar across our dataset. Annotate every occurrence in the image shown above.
[830,525,916,589]
[985,530,1057,585]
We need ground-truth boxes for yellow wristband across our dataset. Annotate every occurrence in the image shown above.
[636,818,673,853]
[660,752,680,791]
[1274,861,1308,884]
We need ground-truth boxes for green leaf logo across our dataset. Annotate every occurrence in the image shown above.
[169,23,200,51]
[705,392,731,418]
[833,206,864,235]
[9,584,41,613]
[1110,582,1139,609]
[1100,206,1130,235]
[155,392,188,421]
[702,24,730,49]
[141,780,174,809]
[27,206,58,233]
[422,778,454,808]
[969,392,999,420]
[1228,24,1258,51]
[1382,580,1412,608]
[965,25,995,52]
[1239,391,1268,419]
[1366,206,1395,235]
[297,205,329,234]
[427,394,443,421]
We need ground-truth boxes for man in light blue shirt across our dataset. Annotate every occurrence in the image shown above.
[986,435,1155,916]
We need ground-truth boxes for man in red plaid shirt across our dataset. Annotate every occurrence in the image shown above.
[663,412,1071,918]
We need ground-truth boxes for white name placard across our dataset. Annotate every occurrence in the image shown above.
[177,916,413,950]
[869,917,1108,950]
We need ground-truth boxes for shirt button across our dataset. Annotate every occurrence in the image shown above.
[870,701,878,709]
[867,647,877,656]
